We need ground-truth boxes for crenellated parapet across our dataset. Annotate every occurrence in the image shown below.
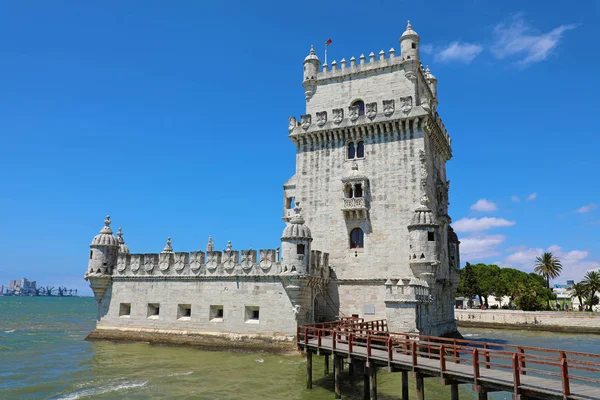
[116,248,284,277]
[384,278,432,304]
[288,109,451,159]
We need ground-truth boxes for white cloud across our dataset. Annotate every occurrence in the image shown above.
[491,16,577,65]
[511,195,520,202]
[453,217,516,233]
[434,42,483,63]
[527,192,537,201]
[575,203,597,213]
[470,199,497,212]
[420,44,434,55]
[502,245,600,282]
[460,234,506,261]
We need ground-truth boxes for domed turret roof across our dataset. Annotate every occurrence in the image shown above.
[425,66,436,81]
[282,204,312,240]
[117,228,130,254]
[91,215,119,247]
[448,226,459,243]
[410,195,438,226]
[304,45,320,63]
[401,20,419,40]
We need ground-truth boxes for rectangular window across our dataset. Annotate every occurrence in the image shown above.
[296,244,305,255]
[428,231,435,241]
[286,196,295,209]
[245,306,260,324]
[178,304,192,320]
[147,303,160,319]
[119,303,131,317]
[210,305,224,322]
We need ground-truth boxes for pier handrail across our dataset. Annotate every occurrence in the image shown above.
[297,319,600,397]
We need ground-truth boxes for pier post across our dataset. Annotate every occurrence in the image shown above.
[415,372,425,400]
[306,350,313,389]
[334,354,342,399]
[478,390,488,400]
[369,366,377,400]
[451,383,459,400]
[401,371,409,400]
[363,362,370,400]
[325,355,330,376]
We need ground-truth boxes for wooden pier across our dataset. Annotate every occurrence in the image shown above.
[297,318,600,400]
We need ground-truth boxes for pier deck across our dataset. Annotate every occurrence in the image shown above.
[297,318,600,400]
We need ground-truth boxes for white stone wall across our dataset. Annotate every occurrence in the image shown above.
[98,279,300,338]
[456,309,600,330]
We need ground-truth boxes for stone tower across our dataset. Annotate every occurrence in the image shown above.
[281,204,312,274]
[285,21,460,335]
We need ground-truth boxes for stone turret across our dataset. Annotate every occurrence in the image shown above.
[281,204,312,274]
[407,195,440,284]
[302,45,320,101]
[400,20,420,62]
[85,215,119,302]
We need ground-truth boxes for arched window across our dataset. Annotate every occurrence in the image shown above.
[352,100,365,116]
[356,141,365,158]
[347,141,355,159]
[354,184,363,198]
[350,228,364,249]
[344,184,353,198]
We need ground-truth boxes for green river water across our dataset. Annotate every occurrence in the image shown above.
[1,297,598,399]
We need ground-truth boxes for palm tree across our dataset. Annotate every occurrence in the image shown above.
[570,283,589,311]
[582,271,600,311]
[534,252,562,309]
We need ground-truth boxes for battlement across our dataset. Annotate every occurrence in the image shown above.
[288,111,452,159]
[384,277,432,304]
[115,247,330,279]
[318,48,409,81]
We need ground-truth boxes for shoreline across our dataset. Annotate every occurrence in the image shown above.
[85,328,299,354]
[455,309,600,335]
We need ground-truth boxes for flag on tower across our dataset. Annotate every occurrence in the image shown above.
[326,39,332,46]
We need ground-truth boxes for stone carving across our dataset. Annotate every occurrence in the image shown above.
[349,105,360,122]
[420,193,430,206]
[405,71,417,81]
[241,250,255,271]
[222,249,236,271]
[144,255,156,273]
[159,255,170,271]
[288,116,296,133]
[205,252,219,272]
[174,257,185,272]
[332,108,343,124]
[383,99,395,116]
[259,249,274,271]
[300,114,311,130]
[366,102,377,119]
[316,111,327,127]
[130,255,141,272]
[400,96,413,114]
[437,180,450,214]
[293,304,301,317]
[421,96,431,112]
[419,150,427,187]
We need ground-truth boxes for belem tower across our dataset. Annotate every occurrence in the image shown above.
[84,22,461,345]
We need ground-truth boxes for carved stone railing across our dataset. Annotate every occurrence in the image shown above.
[342,197,367,211]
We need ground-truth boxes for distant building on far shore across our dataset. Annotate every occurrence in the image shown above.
[8,278,36,295]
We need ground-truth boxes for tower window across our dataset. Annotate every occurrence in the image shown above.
[89,250,93,259]
[352,100,365,116]
[344,184,353,198]
[286,196,295,209]
[356,141,365,158]
[428,231,435,241]
[350,228,364,249]
[412,43,416,49]
[297,244,305,255]
[354,184,363,198]
[245,306,260,323]
[347,141,356,159]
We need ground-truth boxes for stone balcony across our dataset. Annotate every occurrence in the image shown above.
[342,197,368,219]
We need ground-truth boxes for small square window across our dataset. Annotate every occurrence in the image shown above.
[297,244,305,255]
[428,231,435,241]
[147,303,160,319]
[178,304,191,320]
[119,303,131,317]
[210,305,224,322]
[245,306,260,324]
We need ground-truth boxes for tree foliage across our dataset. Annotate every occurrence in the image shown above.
[457,263,555,311]
[582,271,600,309]
[534,252,563,288]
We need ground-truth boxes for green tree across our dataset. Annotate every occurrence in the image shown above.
[499,268,529,308]
[516,273,554,311]
[570,283,589,311]
[471,263,501,307]
[582,271,600,310]
[457,262,478,307]
[534,252,563,309]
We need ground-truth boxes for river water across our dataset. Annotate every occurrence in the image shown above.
[0,297,598,399]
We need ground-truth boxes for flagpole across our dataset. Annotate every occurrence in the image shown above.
[325,46,328,66]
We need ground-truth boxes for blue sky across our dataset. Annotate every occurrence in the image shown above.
[1,1,598,295]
